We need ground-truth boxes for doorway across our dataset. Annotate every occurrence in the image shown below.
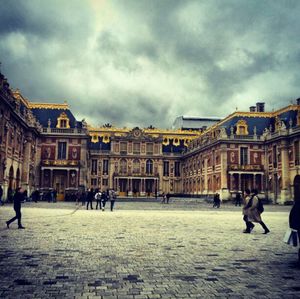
[132,179,140,197]
[53,170,67,200]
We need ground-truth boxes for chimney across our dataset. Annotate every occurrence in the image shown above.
[249,106,256,112]
[297,98,300,105]
[256,102,265,112]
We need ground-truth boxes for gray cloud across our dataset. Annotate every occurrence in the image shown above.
[0,0,300,128]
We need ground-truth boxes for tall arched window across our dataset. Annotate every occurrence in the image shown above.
[146,159,153,174]
[133,159,140,174]
[120,159,127,174]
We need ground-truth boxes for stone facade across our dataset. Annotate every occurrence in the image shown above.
[0,72,299,203]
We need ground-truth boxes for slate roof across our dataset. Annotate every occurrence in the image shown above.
[31,107,82,129]
[209,105,299,136]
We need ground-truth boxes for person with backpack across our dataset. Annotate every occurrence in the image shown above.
[95,189,102,210]
[244,189,270,234]
[289,200,300,263]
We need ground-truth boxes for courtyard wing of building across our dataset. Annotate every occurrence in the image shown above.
[0,72,299,204]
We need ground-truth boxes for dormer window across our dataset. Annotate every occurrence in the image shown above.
[236,119,249,135]
[56,112,70,128]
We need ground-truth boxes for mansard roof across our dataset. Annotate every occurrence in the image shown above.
[206,104,299,136]
[29,102,82,129]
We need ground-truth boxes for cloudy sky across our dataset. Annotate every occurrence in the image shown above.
[0,0,299,128]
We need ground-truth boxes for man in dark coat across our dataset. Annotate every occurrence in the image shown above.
[6,187,25,229]
[86,188,94,210]
[289,200,300,262]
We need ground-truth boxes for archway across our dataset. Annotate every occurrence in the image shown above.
[8,166,14,201]
[16,168,20,188]
[294,175,300,202]
[8,166,14,189]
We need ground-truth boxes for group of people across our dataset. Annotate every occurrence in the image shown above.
[161,192,171,204]
[83,188,117,212]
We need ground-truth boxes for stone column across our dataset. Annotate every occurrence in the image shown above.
[41,169,44,188]
[280,140,291,203]
[220,144,229,200]
[158,160,163,192]
[66,170,70,189]
[50,169,53,189]
[21,133,32,191]
[238,173,241,192]
[141,178,145,196]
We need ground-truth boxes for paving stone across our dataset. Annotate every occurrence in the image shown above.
[0,201,299,298]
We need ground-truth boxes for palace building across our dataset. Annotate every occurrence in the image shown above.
[0,72,299,203]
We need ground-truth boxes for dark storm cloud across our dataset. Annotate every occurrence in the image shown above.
[80,93,170,129]
[0,0,300,128]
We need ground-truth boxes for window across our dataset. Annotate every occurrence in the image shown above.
[295,141,299,166]
[91,159,97,175]
[133,159,140,174]
[91,178,97,186]
[240,147,248,165]
[175,161,180,177]
[273,145,278,168]
[146,143,153,155]
[120,159,127,174]
[57,142,67,159]
[163,161,169,176]
[133,143,140,154]
[103,159,109,175]
[146,159,153,174]
[120,142,127,154]
[102,178,108,186]
[60,119,67,128]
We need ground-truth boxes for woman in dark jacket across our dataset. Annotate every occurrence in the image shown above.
[289,200,300,262]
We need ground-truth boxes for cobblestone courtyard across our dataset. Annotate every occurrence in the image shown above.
[0,200,299,298]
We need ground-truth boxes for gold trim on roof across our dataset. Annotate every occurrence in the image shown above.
[88,126,201,136]
[28,102,69,109]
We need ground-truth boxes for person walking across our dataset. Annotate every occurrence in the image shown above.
[101,190,107,211]
[161,192,166,204]
[166,193,171,204]
[289,200,300,263]
[244,189,270,234]
[31,189,40,203]
[242,189,255,233]
[95,189,102,210]
[6,187,25,229]
[86,188,94,210]
[53,189,57,202]
[109,189,116,211]
[80,191,86,206]
[235,192,242,206]
[213,192,220,208]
